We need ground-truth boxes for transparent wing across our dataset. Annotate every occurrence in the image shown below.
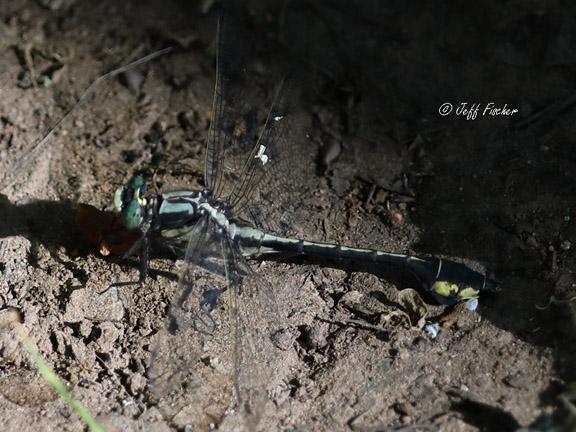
[227,80,315,235]
[149,214,233,429]
[204,18,315,236]
[149,214,282,430]
[204,17,263,199]
[225,230,284,430]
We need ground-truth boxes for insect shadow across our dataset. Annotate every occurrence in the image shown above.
[0,194,175,283]
[259,252,431,301]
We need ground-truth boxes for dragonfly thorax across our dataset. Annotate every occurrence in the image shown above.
[156,187,235,240]
[114,176,237,241]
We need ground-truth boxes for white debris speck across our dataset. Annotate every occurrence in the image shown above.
[424,323,440,339]
[273,115,283,121]
[255,144,269,165]
[465,298,479,311]
[209,356,220,368]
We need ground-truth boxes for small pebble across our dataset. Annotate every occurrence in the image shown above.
[390,210,404,225]
[394,402,415,417]
[424,323,440,339]
[397,348,410,361]
[271,328,295,351]
[306,324,328,350]
[208,356,221,369]
[465,298,479,311]
[504,371,530,389]
[561,240,571,251]
[128,373,147,395]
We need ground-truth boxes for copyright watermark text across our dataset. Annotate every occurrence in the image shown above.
[438,102,518,120]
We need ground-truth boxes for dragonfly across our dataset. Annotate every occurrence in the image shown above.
[109,18,499,430]
[0,19,499,431]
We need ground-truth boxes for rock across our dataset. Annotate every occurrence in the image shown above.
[394,401,415,417]
[71,341,96,368]
[0,369,57,405]
[139,408,172,432]
[79,320,93,338]
[64,288,125,323]
[272,327,296,351]
[425,323,440,339]
[504,371,531,389]
[96,322,122,353]
[95,415,139,432]
[306,322,329,350]
[51,330,67,355]
[128,373,147,395]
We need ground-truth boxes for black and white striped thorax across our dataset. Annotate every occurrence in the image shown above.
[155,188,236,239]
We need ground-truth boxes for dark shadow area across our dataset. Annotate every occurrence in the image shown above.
[0,194,176,283]
[200,0,576,426]
[449,392,521,432]
[257,251,498,306]
[253,0,576,414]
[0,194,78,255]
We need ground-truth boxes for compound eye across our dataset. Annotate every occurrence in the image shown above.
[123,200,143,230]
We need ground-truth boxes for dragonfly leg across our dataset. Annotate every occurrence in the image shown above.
[101,234,151,293]
[138,234,150,282]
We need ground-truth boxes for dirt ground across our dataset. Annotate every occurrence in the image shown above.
[1,1,576,431]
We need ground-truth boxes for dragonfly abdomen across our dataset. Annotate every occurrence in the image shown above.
[234,225,410,266]
[232,225,496,304]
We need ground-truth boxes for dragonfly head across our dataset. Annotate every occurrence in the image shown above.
[114,176,148,230]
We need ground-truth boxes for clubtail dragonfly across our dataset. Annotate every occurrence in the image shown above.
[108,18,499,430]
[0,16,498,431]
